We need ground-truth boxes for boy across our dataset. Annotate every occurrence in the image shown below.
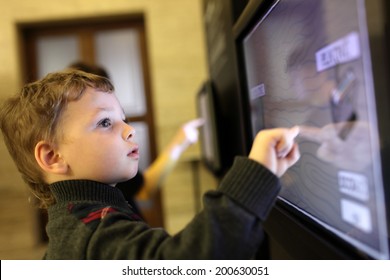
[0,70,300,259]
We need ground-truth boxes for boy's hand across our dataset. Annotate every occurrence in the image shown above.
[249,126,300,177]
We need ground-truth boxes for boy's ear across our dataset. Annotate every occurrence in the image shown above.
[34,141,68,174]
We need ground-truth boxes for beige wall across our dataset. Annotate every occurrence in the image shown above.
[0,0,209,191]
[0,0,218,255]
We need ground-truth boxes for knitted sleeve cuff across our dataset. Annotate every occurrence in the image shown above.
[218,156,281,220]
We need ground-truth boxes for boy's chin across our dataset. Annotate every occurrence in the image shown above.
[120,170,138,182]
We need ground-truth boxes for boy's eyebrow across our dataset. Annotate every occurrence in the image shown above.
[93,107,126,120]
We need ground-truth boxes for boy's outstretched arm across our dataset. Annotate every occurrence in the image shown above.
[249,126,300,177]
[62,126,301,260]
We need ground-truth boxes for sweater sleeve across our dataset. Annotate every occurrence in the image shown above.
[86,157,281,259]
[218,156,281,220]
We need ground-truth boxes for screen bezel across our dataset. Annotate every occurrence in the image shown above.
[202,0,249,177]
[234,0,390,259]
[196,81,223,176]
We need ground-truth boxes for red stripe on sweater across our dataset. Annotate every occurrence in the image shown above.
[81,207,117,224]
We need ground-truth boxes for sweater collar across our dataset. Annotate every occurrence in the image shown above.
[49,180,129,208]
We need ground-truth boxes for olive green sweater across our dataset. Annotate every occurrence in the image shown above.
[44,157,280,259]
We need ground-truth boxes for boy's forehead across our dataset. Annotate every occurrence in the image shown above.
[78,87,117,105]
[65,88,124,116]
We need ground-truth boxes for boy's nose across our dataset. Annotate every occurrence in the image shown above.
[124,123,135,141]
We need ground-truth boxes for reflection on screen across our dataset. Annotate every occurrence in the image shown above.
[243,0,388,259]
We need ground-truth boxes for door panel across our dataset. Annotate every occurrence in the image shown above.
[36,35,79,78]
[95,28,147,117]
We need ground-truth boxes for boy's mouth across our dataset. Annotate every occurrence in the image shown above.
[127,146,139,159]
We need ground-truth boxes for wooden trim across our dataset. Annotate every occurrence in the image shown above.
[78,29,95,64]
[138,25,157,161]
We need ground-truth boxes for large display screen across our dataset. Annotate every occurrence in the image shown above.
[242,0,389,259]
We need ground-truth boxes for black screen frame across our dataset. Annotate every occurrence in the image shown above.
[201,0,249,178]
[234,0,390,259]
[196,81,224,176]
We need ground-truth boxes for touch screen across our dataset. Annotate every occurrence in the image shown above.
[242,0,389,259]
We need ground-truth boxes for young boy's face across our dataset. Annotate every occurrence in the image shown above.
[56,87,139,185]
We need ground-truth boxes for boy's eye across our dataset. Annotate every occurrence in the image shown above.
[98,118,112,128]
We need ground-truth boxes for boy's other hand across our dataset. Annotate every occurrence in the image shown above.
[249,126,300,177]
